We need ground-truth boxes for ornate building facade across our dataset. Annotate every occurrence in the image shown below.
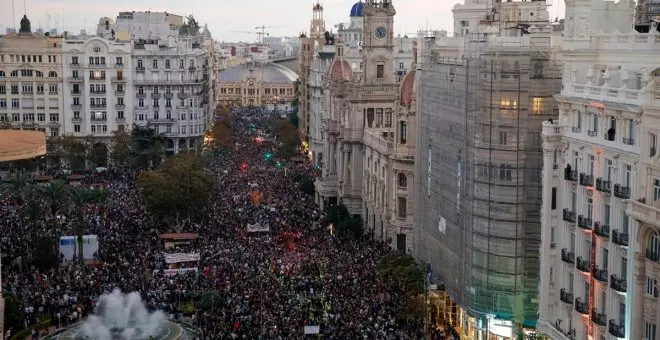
[217,62,297,109]
[0,16,64,137]
[314,0,415,251]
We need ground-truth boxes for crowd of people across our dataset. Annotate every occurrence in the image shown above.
[0,109,431,339]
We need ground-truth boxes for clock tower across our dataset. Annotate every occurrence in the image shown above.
[362,0,396,85]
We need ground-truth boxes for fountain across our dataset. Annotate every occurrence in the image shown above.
[47,289,200,340]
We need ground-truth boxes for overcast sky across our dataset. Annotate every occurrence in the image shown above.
[0,0,565,41]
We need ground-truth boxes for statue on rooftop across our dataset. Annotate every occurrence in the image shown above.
[19,15,31,34]
[324,31,335,45]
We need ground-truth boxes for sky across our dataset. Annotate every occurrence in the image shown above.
[0,0,565,42]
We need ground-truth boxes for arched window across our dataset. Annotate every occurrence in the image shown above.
[398,173,408,188]
[35,70,43,77]
[10,70,18,77]
[649,232,660,259]
[0,71,4,77]
[48,71,57,78]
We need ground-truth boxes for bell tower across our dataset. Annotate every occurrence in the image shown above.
[310,1,325,40]
[362,0,396,85]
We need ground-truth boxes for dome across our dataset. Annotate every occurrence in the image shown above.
[399,70,416,106]
[219,63,298,84]
[350,2,364,17]
[329,59,352,82]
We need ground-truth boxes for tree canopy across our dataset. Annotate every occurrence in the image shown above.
[324,204,363,240]
[110,129,133,167]
[376,252,426,325]
[131,125,165,169]
[273,119,300,157]
[137,153,214,232]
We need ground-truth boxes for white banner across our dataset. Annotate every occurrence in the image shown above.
[59,235,99,261]
[153,267,198,276]
[247,223,270,233]
[304,326,320,334]
[164,253,200,264]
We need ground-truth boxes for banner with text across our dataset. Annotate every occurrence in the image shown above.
[247,223,270,233]
[154,267,198,276]
[164,253,200,264]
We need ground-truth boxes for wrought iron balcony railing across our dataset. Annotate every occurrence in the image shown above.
[596,178,612,193]
[563,209,576,223]
[647,248,660,262]
[560,289,573,305]
[564,167,578,181]
[574,298,589,314]
[608,320,625,338]
[612,230,629,247]
[594,223,610,238]
[613,184,631,199]
[576,257,590,273]
[592,310,606,326]
[593,267,608,283]
[577,215,593,230]
[580,173,594,186]
[610,275,627,293]
[561,248,575,265]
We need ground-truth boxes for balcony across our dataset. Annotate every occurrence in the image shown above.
[593,267,608,283]
[612,229,629,247]
[71,117,82,123]
[90,116,107,122]
[560,289,573,304]
[71,91,81,96]
[68,77,83,83]
[561,248,575,264]
[610,275,627,293]
[178,92,187,99]
[579,173,594,186]
[188,66,197,72]
[596,178,612,193]
[136,66,145,72]
[608,320,625,338]
[576,257,590,273]
[89,63,106,68]
[623,137,635,145]
[594,222,610,238]
[577,215,592,230]
[116,117,126,124]
[647,248,660,261]
[115,90,125,96]
[564,167,578,181]
[148,118,175,124]
[613,184,630,199]
[587,130,598,137]
[572,126,582,133]
[164,93,174,99]
[626,199,660,227]
[71,104,81,109]
[69,62,81,68]
[90,104,107,109]
[574,298,589,314]
[115,63,124,68]
[115,104,125,110]
[592,310,607,327]
[111,77,126,83]
[151,93,161,99]
[562,209,577,223]
[137,93,147,99]
[89,91,106,96]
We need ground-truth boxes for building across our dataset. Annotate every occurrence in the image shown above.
[217,62,297,109]
[537,0,660,339]
[61,35,132,146]
[0,15,64,137]
[413,0,562,337]
[308,44,335,168]
[635,0,660,27]
[298,1,327,143]
[314,0,416,252]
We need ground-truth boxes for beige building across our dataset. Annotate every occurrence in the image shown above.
[0,15,64,137]
[314,0,416,252]
[217,62,297,109]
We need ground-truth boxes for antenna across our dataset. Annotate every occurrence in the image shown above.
[23,0,26,15]
[12,0,16,31]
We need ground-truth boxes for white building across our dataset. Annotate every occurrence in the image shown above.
[308,44,335,167]
[537,0,660,339]
[61,37,132,144]
[0,15,64,137]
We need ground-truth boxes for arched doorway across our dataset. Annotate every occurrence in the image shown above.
[91,143,108,167]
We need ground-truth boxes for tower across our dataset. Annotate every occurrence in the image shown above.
[310,1,325,39]
[361,0,396,85]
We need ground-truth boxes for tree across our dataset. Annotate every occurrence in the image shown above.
[324,204,363,240]
[299,177,315,196]
[59,135,88,171]
[196,291,224,312]
[69,188,91,265]
[40,179,68,215]
[45,137,63,171]
[209,121,232,148]
[137,153,214,232]
[8,170,29,204]
[376,252,426,325]
[131,125,165,169]
[34,235,58,271]
[273,119,300,157]
[110,129,133,167]
[3,292,23,333]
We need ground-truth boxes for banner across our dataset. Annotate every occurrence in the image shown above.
[304,326,320,334]
[153,267,198,276]
[164,253,200,264]
[247,223,270,233]
[59,235,99,261]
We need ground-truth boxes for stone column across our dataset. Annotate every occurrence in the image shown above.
[539,142,555,322]
[343,145,350,186]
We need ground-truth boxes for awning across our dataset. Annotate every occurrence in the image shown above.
[0,130,47,162]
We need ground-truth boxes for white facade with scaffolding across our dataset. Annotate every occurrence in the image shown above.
[538,0,660,339]
[413,0,562,337]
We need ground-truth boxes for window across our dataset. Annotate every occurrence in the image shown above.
[116,57,123,65]
[652,133,657,157]
[604,203,610,225]
[153,99,159,108]
[551,187,557,209]
[400,122,408,144]
[398,173,408,188]
[117,111,124,119]
[50,128,59,137]
[647,321,657,340]
[384,109,392,127]
[399,62,404,69]
[152,59,158,69]
[74,124,80,133]
[397,197,407,218]
[37,113,45,122]
[655,179,660,201]
[138,99,144,108]
[499,131,507,145]
[499,165,513,181]
[11,99,19,108]
[531,97,543,114]
[375,109,383,127]
[165,59,170,69]
[49,113,59,122]
[376,64,384,79]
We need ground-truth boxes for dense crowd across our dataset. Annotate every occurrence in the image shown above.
[0,109,431,339]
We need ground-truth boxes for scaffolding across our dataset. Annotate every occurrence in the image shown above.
[415,24,563,333]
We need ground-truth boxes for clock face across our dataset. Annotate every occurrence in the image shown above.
[374,26,387,40]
